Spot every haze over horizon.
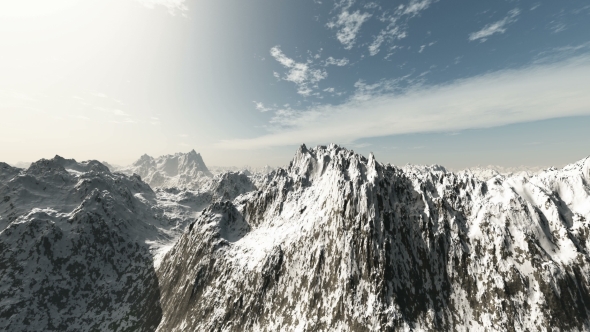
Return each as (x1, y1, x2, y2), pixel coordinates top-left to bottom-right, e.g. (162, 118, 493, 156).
(1, 0, 589, 168)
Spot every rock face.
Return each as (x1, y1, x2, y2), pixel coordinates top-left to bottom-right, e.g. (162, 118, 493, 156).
(118, 150, 213, 190)
(156, 144, 590, 331)
(0, 156, 187, 331)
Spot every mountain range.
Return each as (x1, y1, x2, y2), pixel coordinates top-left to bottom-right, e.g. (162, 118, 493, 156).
(1, 145, 589, 331)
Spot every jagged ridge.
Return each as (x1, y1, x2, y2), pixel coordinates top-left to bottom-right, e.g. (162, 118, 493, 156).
(156, 144, 590, 331)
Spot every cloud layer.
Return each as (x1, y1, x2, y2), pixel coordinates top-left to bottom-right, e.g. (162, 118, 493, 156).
(218, 55, 590, 149)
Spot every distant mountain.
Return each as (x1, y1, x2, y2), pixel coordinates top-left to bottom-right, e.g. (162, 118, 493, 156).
(8, 161, 31, 169)
(209, 165, 275, 175)
(117, 150, 213, 190)
(156, 144, 590, 331)
(457, 165, 547, 181)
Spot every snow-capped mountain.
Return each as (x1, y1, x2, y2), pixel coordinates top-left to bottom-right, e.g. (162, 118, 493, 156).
(209, 165, 276, 176)
(118, 150, 213, 190)
(457, 165, 547, 181)
(0, 153, 264, 331)
(0, 156, 200, 331)
(2, 145, 590, 331)
(156, 144, 590, 331)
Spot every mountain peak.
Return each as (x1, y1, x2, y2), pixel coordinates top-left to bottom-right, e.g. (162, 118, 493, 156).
(120, 150, 212, 189)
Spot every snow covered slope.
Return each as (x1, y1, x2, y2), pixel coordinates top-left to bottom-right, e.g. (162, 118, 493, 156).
(118, 150, 213, 190)
(156, 144, 590, 331)
(457, 165, 546, 181)
(0, 156, 198, 331)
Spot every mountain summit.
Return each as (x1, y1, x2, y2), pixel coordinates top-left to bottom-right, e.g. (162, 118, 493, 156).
(119, 150, 212, 189)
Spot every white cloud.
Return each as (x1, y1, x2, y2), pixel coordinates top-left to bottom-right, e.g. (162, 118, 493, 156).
(352, 74, 415, 101)
(368, 0, 432, 56)
(135, 0, 187, 14)
(270, 47, 295, 67)
(217, 56, 590, 150)
(469, 9, 520, 42)
(270, 46, 327, 96)
(418, 41, 436, 53)
(254, 101, 273, 112)
(324, 57, 349, 66)
(327, 10, 372, 49)
(369, 25, 406, 56)
(549, 21, 566, 33)
(401, 0, 433, 16)
(333, 0, 354, 11)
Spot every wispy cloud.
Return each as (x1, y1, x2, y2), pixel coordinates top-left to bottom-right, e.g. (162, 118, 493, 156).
(95, 107, 128, 116)
(217, 55, 590, 149)
(401, 0, 433, 17)
(351, 73, 417, 101)
(368, 0, 433, 56)
(549, 21, 566, 33)
(324, 0, 434, 56)
(90, 92, 108, 98)
(369, 26, 406, 56)
(0, 90, 36, 102)
(469, 8, 520, 42)
(135, 0, 187, 15)
(327, 10, 372, 49)
(254, 101, 273, 112)
(418, 41, 436, 53)
(94, 106, 137, 124)
(324, 57, 349, 66)
(534, 42, 590, 64)
(270, 46, 328, 96)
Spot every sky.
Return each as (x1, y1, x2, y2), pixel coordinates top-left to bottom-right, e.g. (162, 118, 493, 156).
(1, 0, 589, 169)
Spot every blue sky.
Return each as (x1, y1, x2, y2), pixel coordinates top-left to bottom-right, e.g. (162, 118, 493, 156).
(1, 0, 589, 168)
